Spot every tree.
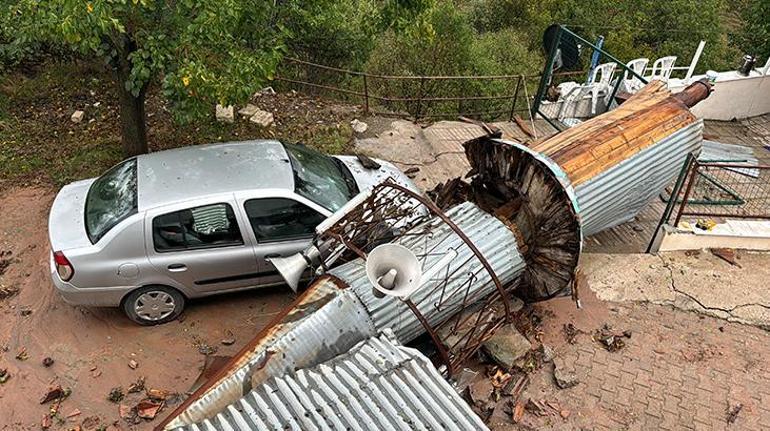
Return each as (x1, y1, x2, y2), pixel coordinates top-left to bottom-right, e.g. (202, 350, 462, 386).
(7, 1, 291, 156)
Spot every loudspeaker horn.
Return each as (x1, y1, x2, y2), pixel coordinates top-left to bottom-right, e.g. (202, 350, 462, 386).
(267, 246, 321, 292)
(365, 244, 422, 299)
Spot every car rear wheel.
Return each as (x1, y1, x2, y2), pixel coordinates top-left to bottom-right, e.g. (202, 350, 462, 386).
(123, 286, 185, 325)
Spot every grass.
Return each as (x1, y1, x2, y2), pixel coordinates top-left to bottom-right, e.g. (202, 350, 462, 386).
(0, 61, 360, 190)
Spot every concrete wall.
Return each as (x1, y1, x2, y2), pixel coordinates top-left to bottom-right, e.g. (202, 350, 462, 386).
(669, 70, 770, 121)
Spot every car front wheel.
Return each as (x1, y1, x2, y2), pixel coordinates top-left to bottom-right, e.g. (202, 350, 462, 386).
(123, 286, 185, 325)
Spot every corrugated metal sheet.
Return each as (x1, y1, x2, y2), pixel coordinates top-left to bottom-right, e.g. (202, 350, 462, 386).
(164, 202, 523, 429)
(330, 202, 526, 343)
(700, 139, 759, 177)
(173, 330, 489, 431)
(575, 120, 704, 236)
(166, 280, 376, 429)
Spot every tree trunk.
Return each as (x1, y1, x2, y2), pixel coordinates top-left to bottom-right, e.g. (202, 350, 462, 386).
(116, 82, 148, 157)
(113, 36, 149, 157)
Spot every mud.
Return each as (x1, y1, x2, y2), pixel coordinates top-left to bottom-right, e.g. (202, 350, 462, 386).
(0, 187, 294, 430)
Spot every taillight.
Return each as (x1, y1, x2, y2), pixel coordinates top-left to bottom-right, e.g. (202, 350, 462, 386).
(53, 251, 74, 281)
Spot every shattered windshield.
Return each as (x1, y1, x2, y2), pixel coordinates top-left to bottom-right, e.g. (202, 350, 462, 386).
(283, 143, 356, 212)
(85, 159, 138, 244)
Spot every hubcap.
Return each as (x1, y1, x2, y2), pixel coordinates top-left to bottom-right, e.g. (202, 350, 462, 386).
(134, 291, 176, 321)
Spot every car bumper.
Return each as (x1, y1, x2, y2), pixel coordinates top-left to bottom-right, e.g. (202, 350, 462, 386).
(50, 260, 133, 307)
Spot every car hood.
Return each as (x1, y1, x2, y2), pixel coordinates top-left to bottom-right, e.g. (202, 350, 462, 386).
(48, 178, 95, 251)
(333, 156, 421, 195)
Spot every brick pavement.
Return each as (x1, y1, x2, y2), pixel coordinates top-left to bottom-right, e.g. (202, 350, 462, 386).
(487, 297, 770, 430)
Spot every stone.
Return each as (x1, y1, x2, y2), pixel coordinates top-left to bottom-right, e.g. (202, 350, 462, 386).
(553, 357, 578, 389)
(481, 324, 531, 369)
(249, 109, 274, 127)
(238, 104, 259, 118)
(70, 110, 85, 123)
(351, 119, 368, 134)
(215, 104, 234, 123)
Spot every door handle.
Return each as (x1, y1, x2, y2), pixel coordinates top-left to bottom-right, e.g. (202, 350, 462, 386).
(264, 254, 282, 260)
(167, 263, 187, 272)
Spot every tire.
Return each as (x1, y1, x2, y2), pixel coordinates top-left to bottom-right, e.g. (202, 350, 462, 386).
(122, 285, 185, 326)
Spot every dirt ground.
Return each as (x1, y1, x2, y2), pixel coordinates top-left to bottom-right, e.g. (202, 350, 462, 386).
(0, 187, 294, 430)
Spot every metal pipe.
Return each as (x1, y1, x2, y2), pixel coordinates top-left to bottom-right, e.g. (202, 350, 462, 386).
(685, 40, 706, 82)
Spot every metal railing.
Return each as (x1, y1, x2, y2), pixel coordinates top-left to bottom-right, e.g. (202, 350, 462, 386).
(275, 57, 587, 121)
(647, 155, 770, 251)
(531, 25, 649, 130)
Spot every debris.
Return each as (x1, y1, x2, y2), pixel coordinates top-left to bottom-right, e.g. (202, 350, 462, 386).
(119, 403, 137, 423)
(80, 416, 100, 431)
(222, 330, 236, 346)
(501, 374, 529, 400)
(562, 323, 581, 344)
(355, 153, 381, 170)
(403, 166, 420, 177)
(560, 409, 571, 419)
(0, 285, 18, 299)
(489, 368, 512, 394)
(512, 400, 525, 423)
(108, 387, 125, 403)
(255, 86, 275, 96)
(727, 403, 743, 424)
(128, 359, 139, 369)
(146, 388, 172, 401)
(237, 104, 259, 118)
(249, 109, 274, 127)
(481, 324, 532, 369)
(525, 399, 549, 416)
(696, 218, 717, 230)
(66, 409, 82, 419)
(711, 248, 742, 268)
(42, 357, 54, 367)
(350, 119, 368, 134)
(540, 344, 555, 363)
(0, 368, 9, 384)
(136, 398, 164, 419)
(553, 358, 579, 389)
(71, 110, 85, 123)
(127, 376, 146, 393)
(15, 347, 29, 361)
(41, 415, 52, 429)
(594, 324, 631, 352)
(215, 104, 234, 123)
(40, 385, 68, 404)
(20, 308, 32, 316)
(91, 369, 102, 378)
(197, 343, 218, 356)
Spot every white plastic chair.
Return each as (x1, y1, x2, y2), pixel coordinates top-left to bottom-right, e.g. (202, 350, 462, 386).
(557, 84, 593, 126)
(648, 56, 677, 81)
(623, 58, 649, 92)
(587, 62, 616, 114)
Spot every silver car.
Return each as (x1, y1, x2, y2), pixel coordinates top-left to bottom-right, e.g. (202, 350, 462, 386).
(48, 140, 418, 325)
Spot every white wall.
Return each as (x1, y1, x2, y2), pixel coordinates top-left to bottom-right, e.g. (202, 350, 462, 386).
(669, 70, 770, 121)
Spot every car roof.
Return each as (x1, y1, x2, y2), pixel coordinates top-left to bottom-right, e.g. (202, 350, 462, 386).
(135, 140, 294, 210)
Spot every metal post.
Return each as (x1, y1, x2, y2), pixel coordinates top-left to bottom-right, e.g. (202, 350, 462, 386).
(673, 159, 701, 228)
(685, 40, 706, 82)
(646, 153, 696, 253)
(362, 74, 369, 115)
(531, 25, 562, 119)
(587, 35, 605, 83)
(509, 76, 522, 121)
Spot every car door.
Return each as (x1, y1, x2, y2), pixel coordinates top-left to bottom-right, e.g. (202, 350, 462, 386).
(145, 198, 261, 294)
(238, 195, 328, 286)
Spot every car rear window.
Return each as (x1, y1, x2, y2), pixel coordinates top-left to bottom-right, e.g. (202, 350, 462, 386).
(85, 159, 138, 244)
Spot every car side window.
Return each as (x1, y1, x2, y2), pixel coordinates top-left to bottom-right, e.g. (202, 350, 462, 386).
(153, 203, 243, 252)
(244, 198, 325, 242)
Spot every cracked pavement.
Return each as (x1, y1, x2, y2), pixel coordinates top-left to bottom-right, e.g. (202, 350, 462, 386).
(583, 250, 770, 328)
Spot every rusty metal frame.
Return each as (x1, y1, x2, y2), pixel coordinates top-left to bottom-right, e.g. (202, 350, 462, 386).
(674, 161, 770, 224)
(316, 179, 512, 376)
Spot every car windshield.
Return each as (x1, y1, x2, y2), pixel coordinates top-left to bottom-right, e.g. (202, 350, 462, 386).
(284, 143, 356, 212)
(85, 159, 138, 244)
